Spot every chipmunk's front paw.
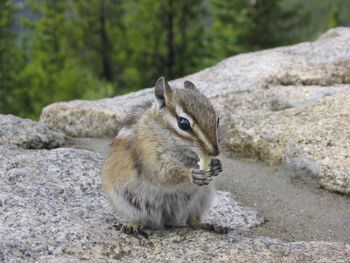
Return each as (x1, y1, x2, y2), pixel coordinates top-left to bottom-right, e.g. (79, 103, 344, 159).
(210, 158, 223, 177)
(121, 221, 150, 238)
(191, 169, 212, 186)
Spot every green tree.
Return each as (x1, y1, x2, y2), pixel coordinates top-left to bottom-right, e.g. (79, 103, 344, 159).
(328, 2, 342, 28)
(17, 0, 113, 118)
(207, 0, 308, 62)
(248, 0, 308, 49)
(0, 0, 23, 114)
(71, 0, 124, 91)
(206, 0, 252, 62)
(1, 0, 321, 119)
(18, 1, 68, 116)
(123, 0, 207, 89)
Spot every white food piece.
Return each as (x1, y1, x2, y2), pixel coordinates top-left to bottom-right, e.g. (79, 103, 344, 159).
(198, 153, 211, 172)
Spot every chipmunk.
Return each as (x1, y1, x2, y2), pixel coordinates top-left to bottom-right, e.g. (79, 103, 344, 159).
(101, 77, 225, 236)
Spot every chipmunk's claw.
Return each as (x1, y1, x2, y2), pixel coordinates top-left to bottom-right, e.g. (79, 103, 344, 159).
(210, 158, 223, 177)
(191, 169, 212, 186)
(121, 221, 150, 238)
(191, 158, 223, 185)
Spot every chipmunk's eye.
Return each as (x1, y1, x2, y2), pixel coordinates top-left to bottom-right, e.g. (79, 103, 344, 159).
(178, 117, 191, 131)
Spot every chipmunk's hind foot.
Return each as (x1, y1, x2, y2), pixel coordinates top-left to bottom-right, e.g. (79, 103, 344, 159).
(201, 223, 229, 234)
(121, 221, 150, 238)
(188, 217, 229, 234)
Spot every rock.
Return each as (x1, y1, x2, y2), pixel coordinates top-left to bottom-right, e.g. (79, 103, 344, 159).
(41, 27, 350, 137)
(203, 191, 264, 230)
(283, 145, 321, 178)
(40, 28, 350, 192)
(40, 90, 154, 138)
(0, 114, 65, 149)
(0, 145, 268, 262)
(20, 232, 350, 263)
(225, 89, 350, 194)
(1, 145, 349, 262)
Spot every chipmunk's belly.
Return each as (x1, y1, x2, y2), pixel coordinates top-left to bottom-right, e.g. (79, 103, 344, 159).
(120, 179, 215, 229)
(158, 186, 198, 227)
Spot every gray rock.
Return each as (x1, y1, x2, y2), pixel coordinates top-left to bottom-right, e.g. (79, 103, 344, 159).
(40, 90, 153, 138)
(41, 27, 350, 137)
(268, 95, 295, 111)
(283, 145, 321, 177)
(225, 90, 350, 194)
(0, 145, 267, 262)
(203, 191, 264, 230)
(306, 87, 340, 102)
(39, 27, 350, 194)
(35, 232, 350, 263)
(0, 114, 64, 149)
(1, 145, 349, 262)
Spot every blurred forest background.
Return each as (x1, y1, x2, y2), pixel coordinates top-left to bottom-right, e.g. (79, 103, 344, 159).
(1, 0, 349, 119)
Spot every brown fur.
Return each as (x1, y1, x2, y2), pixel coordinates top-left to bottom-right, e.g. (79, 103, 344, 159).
(176, 89, 217, 151)
(164, 87, 218, 155)
(102, 137, 135, 191)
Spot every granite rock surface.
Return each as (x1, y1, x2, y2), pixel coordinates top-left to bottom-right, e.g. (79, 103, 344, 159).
(40, 27, 350, 194)
(0, 143, 268, 262)
(40, 27, 350, 137)
(1, 143, 349, 262)
(0, 114, 64, 149)
(223, 86, 350, 194)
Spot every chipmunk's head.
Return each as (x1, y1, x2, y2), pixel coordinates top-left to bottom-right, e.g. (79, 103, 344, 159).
(154, 76, 219, 157)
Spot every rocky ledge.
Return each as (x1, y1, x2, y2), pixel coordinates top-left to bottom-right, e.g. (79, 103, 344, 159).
(0, 114, 64, 149)
(41, 27, 350, 195)
(1, 119, 349, 262)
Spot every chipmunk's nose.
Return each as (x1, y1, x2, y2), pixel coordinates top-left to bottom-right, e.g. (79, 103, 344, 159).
(210, 145, 220, 157)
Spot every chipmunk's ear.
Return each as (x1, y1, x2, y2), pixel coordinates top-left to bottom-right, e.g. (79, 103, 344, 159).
(184, 80, 197, 90)
(155, 76, 172, 108)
